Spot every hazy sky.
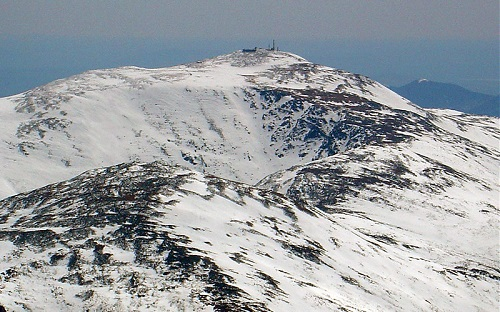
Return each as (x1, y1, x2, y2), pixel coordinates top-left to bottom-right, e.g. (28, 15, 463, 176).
(1, 0, 498, 40)
(0, 1, 498, 95)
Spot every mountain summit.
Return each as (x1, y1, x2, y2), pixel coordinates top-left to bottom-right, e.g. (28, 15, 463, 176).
(0, 50, 498, 311)
(0, 49, 423, 198)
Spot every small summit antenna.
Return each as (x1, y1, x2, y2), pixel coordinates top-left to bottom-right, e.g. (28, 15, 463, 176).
(268, 40, 278, 51)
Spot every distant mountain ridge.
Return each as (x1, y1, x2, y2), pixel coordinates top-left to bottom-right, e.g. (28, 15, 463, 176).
(391, 79, 499, 116)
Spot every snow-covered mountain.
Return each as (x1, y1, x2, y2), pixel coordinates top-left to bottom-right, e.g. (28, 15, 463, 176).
(0, 49, 498, 311)
(0, 49, 423, 199)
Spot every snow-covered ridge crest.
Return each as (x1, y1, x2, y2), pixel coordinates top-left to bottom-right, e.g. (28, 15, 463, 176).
(8, 49, 417, 112)
(193, 48, 309, 68)
(10, 49, 309, 95)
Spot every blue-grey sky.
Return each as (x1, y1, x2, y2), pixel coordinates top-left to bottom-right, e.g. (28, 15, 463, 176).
(1, 0, 498, 95)
(1, 0, 498, 40)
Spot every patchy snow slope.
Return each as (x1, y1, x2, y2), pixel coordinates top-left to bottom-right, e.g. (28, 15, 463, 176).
(1, 161, 498, 311)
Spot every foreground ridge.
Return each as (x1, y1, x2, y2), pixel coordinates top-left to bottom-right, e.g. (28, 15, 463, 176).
(0, 159, 498, 311)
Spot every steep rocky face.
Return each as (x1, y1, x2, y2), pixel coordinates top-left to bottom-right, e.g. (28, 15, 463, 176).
(247, 87, 432, 160)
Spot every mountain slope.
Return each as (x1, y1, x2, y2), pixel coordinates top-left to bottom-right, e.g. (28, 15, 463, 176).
(0, 160, 498, 311)
(0, 162, 328, 311)
(0, 49, 422, 199)
(391, 79, 499, 117)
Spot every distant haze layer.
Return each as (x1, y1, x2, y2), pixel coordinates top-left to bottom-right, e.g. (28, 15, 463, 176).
(0, 37, 498, 97)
